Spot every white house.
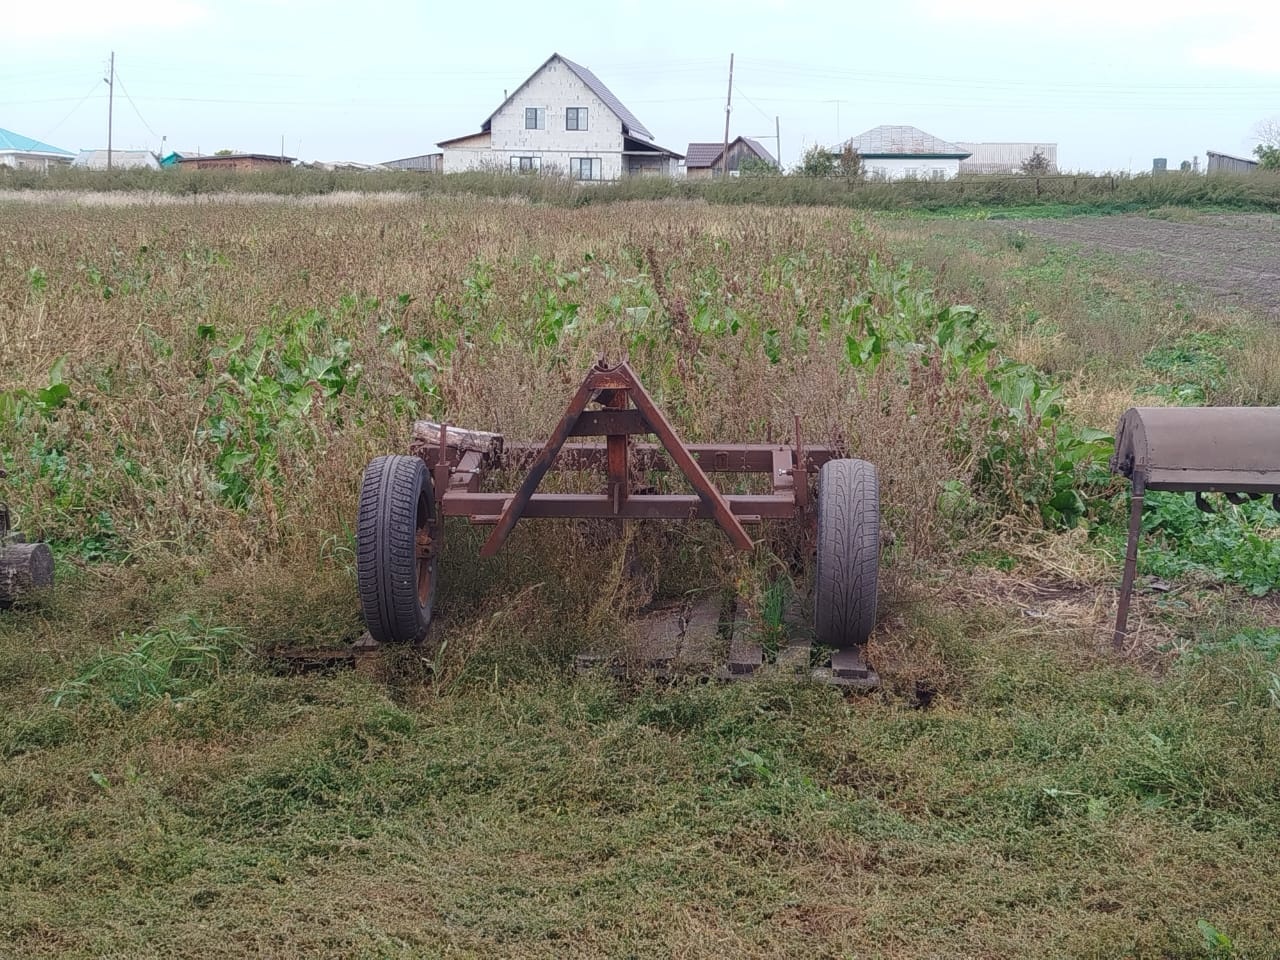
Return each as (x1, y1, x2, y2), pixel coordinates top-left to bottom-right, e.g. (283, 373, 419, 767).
(437, 54, 683, 179)
(0, 127, 74, 172)
(72, 149, 162, 171)
(838, 125, 972, 181)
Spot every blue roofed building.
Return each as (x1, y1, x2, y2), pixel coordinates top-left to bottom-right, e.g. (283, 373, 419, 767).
(0, 128, 75, 172)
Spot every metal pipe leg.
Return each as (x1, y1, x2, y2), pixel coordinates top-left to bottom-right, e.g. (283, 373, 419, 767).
(1113, 490, 1145, 651)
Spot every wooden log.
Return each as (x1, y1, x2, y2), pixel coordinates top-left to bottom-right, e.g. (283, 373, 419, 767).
(0, 541, 54, 605)
(410, 420, 503, 460)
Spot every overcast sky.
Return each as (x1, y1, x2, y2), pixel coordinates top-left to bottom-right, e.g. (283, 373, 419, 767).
(4, 0, 1277, 171)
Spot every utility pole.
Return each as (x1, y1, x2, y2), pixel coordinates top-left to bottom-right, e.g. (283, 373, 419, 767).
(775, 116, 781, 170)
(105, 51, 115, 171)
(720, 53, 734, 178)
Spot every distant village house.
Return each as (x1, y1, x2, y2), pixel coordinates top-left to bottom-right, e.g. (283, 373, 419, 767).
(73, 149, 161, 171)
(437, 54, 683, 179)
(0, 128, 74, 172)
(176, 153, 295, 171)
(837, 125, 971, 180)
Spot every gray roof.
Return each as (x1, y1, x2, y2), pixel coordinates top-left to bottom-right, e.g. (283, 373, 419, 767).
(685, 142, 725, 167)
(482, 53, 653, 141)
(741, 137, 776, 165)
(840, 125, 971, 158)
(684, 136, 776, 169)
(1207, 150, 1257, 165)
(560, 55, 652, 140)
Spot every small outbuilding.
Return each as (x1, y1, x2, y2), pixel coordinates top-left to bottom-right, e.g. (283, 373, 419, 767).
(684, 137, 777, 179)
(958, 142, 1058, 175)
(383, 153, 443, 172)
(1206, 151, 1259, 175)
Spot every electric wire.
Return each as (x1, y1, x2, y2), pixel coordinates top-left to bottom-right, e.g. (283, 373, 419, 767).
(113, 70, 163, 141)
(38, 79, 103, 143)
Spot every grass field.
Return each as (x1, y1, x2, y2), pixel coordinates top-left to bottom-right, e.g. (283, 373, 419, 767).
(2, 194, 1278, 958)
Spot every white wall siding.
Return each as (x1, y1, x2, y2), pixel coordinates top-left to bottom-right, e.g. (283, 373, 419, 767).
(441, 133, 494, 173)
(488, 59, 624, 179)
(866, 158, 961, 181)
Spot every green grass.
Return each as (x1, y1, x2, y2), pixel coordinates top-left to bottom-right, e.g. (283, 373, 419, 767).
(892, 201, 1150, 221)
(3, 569, 1278, 957)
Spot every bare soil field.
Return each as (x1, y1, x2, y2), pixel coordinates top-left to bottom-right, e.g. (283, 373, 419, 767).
(1014, 213, 1280, 318)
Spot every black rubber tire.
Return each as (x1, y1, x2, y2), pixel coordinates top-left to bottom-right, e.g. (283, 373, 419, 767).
(357, 455, 438, 645)
(814, 459, 880, 650)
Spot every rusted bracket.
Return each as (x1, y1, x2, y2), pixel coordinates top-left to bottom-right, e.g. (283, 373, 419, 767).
(620, 361, 753, 551)
(479, 359, 754, 557)
(478, 371, 598, 558)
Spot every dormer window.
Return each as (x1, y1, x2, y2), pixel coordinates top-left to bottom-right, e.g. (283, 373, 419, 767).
(525, 107, 546, 130)
(566, 108, 588, 131)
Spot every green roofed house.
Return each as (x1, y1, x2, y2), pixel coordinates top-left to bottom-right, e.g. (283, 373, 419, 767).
(0, 127, 75, 172)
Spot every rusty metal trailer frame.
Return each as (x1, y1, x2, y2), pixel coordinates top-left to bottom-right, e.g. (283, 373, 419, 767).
(414, 359, 837, 550)
(341, 358, 881, 686)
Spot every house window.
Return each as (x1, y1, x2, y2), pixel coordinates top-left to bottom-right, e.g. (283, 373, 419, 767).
(904, 167, 919, 179)
(570, 157, 600, 181)
(510, 156, 540, 173)
(524, 107, 545, 130)
(566, 107, 588, 131)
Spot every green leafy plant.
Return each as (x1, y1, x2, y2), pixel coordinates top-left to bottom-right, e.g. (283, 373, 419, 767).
(1197, 919, 1236, 957)
(1140, 332, 1232, 405)
(200, 308, 361, 508)
(729, 747, 776, 785)
(836, 261, 1114, 529)
(1139, 492, 1280, 596)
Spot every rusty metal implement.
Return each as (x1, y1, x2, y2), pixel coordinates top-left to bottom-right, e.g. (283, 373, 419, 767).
(1109, 406, 1280, 647)
(342, 358, 883, 686)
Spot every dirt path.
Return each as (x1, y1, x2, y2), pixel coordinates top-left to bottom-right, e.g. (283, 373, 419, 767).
(1013, 213, 1280, 318)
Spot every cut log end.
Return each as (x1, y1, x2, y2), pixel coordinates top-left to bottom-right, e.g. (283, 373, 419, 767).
(1, 541, 54, 606)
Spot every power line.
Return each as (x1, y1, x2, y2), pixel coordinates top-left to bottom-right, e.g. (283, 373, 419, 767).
(734, 85, 775, 125)
(38, 79, 103, 143)
(739, 56, 1280, 93)
(113, 70, 162, 141)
